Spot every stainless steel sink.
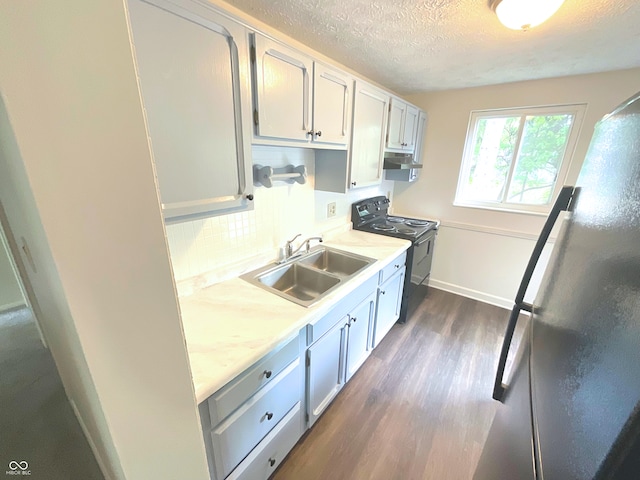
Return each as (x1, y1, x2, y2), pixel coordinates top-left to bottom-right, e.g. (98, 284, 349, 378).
(242, 246, 375, 307)
(257, 263, 340, 302)
(298, 248, 370, 277)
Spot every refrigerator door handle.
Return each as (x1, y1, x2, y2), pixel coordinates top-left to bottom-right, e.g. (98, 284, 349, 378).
(492, 186, 576, 402)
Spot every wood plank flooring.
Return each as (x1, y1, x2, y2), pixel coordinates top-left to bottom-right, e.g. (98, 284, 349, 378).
(272, 287, 526, 480)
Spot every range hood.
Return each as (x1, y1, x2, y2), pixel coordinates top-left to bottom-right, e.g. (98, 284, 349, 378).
(382, 152, 423, 170)
(383, 152, 422, 182)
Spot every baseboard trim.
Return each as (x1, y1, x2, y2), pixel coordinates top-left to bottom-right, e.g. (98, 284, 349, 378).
(429, 279, 513, 310)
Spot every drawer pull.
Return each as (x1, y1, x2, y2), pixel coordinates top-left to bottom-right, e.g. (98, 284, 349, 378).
(394, 264, 400, 268)
(263, 370, 272, 379)
(351, 317, 357, 323)
(269, 458, 276, 467)
(265, 411, 274, 421)
(380, 290, 386, 295)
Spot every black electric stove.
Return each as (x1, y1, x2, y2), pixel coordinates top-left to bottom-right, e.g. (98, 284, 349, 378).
(351, 196, 438, 323)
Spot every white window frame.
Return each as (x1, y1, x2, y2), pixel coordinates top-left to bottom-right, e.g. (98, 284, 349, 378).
(454, 104, 586, 215)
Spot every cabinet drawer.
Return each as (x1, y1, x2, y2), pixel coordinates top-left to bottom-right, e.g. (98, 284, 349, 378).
(227, 402, 302, 480)
(211, 360, 300, 479)
(379, 251, 406, 284)
(308, 274, 377, 344)
(208, 336, 298, 425)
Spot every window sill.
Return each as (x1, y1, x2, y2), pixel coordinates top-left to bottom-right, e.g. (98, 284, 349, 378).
(453, 201, 549, 217)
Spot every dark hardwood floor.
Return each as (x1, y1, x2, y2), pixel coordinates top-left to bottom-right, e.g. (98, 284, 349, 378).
(272, 287, 527, 480)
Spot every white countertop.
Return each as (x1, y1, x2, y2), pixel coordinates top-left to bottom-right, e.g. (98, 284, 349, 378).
(178, 230, 410, 404)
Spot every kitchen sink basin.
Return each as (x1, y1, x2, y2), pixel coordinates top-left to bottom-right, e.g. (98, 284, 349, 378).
(242, 246, 375, 307)
(257, 263, 340, 302)
(298, 248, 370, 277)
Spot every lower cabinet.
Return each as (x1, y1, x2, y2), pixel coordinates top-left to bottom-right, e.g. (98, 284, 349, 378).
(306, 317, 348, 427)
(306, 290, 377, 427)
(199, 332, 305, 480)
(210, 361, 300, 478)
(345, 293, 376, 381)
(226, 403, 302, 480)
(374, 267, 406, 348)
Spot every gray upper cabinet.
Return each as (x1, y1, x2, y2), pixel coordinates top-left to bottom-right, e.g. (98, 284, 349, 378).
(250, 34, 352, 149)
(128, 0, 253, 221)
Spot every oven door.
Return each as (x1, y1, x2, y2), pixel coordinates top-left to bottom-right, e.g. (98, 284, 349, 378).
(411, 229, 436, 286)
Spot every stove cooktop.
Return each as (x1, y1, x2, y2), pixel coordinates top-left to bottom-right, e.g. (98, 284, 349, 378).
(351, 195, 438, 241)
(364, 218, 435, 240)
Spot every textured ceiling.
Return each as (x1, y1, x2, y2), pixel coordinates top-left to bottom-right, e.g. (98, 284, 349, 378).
(223, 0, 640, 94)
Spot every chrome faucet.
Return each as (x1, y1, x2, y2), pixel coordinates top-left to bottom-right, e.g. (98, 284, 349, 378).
(282, 234, 323, 262)
(293, 236, 323, 256)
(284, 234, 301, 258)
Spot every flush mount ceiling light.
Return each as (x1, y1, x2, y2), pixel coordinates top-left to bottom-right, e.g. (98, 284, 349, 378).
(491, 0, 566, 31)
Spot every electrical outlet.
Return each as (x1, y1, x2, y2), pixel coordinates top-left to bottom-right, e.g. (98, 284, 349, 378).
(327, 202, 337, 218)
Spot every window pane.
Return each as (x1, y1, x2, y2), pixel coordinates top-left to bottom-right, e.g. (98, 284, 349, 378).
(507, 114, 573, 205)
(461, 116, 520, 202)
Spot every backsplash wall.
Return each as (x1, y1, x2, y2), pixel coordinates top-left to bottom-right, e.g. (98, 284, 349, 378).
(165, 145, 394, 294)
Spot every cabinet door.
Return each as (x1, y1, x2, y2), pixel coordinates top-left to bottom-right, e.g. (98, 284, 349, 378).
(345, 293, 376, 381)
(349, 81, 389, 188)
(312, 63, 351, 146)
(128, 0, 253, 220)
(403, 104, 420, 152)
(374, 267, 405, 348)
(252, 34, 313, 142)
(386, 98, 406, 150)
(306, 317, 348, 427)
(414, 110, 428, 164)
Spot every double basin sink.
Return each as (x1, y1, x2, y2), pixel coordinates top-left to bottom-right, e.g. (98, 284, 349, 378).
(241, 246, 376, 307)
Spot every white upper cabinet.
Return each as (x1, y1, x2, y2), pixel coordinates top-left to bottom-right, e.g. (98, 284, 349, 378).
(386, 99, 406, 150)
(128, 0, 254, 221)
(251, 33, 313, 143)
(414, 110, 428, 164)
(348, 80, 390, 188)
(311, 63, 351, 147)
(403, 104, 419, 151)
(251, 34, 351, 149)
(386, 98, 419, 153)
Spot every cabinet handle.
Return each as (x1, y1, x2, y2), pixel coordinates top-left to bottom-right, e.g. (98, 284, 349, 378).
(269, 458, 276, 467)
(394, 264, 400, 268)
(263, 370, 272, 379)
(380, 290, 386, 295)
(351, 181, 357, 187)
(245, 194, 254, 201)
(307, 130, 314, 137)
(265, 411, 274, 420)
(316, 130, 322, 137)
(351, 317, 357, 323)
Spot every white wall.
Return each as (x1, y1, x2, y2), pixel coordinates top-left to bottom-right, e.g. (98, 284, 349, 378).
(0, 231, 24, 311)
(0, 2, 209, 479)
(394, 69, 640, 307)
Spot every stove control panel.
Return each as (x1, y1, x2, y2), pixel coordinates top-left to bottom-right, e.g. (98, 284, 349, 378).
(352, 196, 391, 226)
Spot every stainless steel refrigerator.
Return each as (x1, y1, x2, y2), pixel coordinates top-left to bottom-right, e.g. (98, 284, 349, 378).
(0, 214, 103, 479)
(475, 92, 640, 479)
